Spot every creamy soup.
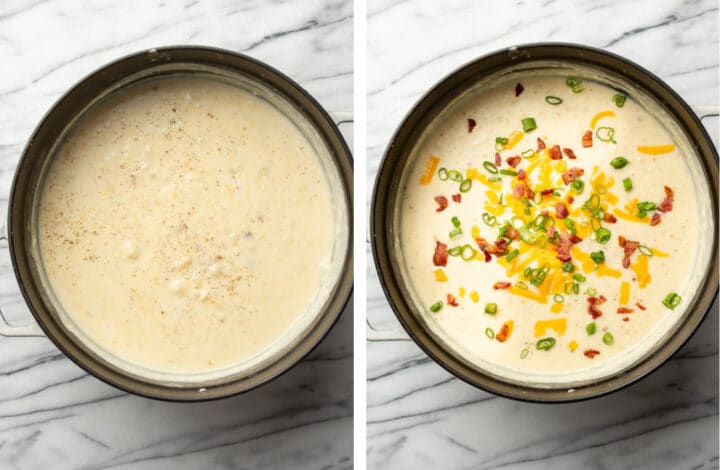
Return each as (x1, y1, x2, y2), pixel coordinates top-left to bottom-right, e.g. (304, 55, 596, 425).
(39, 77, 335, 376)
(400, 75, 706, 384)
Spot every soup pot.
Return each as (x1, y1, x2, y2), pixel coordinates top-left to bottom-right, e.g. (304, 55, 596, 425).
(370, 43, 718, 402)
(0, 46, 353, 401)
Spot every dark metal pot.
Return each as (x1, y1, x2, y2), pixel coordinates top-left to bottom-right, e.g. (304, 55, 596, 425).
(2, 46, 353, 401)
(370, 43, 718, 402)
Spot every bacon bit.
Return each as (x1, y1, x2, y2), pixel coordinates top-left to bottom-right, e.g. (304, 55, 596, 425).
(540, 188, 555, 196)
(547, 226, 557, 239)
(562, 147, 577, 159)
(433, 241, 448, 267)
(494, 239, 508, 250)
(495, 152, 502, 167)
(636, 302, 647, 311)
(650, 213, 661, 226)
(515, 83, 524, 97)
(507, 156, 521, 168)
(567, 195, 574, 205)
(467, 118, 477, 133)
(619, 237, 639, 269)
(434, 195, 449, 212)
(587, 295, 606, 319)
(496, 323, 511, 342)
(617, 307, 635, 314)
(603, 213, 617, 223)
(561, 167, 584, 185)
(541, 210, 549, 216)
(517, 168, 526, 180)
(451, 193, 461, 203)
(569, 234, 583, 244)
(549, 145, 562, 160)
(537, 138, 546, 151)
(493, 281, 511, 290)
(475, 238, 493, 262)
(447, 293, 459, 307)
(658, 186, 674, 213)
(506, 226, 520, 240)
(556, 232, 573, 262)
(622, 317, 630, 322)
(512, 182, 534, 200)
(582, 130, 593, 148)
(486, 239, 507, 257)
(584, 349, 601, 359)
(555, 202, 569, 219)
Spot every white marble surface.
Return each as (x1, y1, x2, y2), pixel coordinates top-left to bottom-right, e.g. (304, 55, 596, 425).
(367, 0, 718, 468)
(0, 1, 352, 469)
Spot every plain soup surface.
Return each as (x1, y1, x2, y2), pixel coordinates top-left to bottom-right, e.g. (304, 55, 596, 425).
(400, 75, 701, 382)
(39, 77, 334, 374)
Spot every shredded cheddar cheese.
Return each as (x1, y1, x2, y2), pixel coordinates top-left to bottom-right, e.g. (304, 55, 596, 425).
(569, 340, 578, 352)
(469, 291, 479, 303)
(590, 110, 615, 129)
(550, 302, 564, 313)
(619, 281, 630, 305)
(420, 156, 440, 185)
(434, 269, 448, 282)
(637, 144, 675, 155)
(631, 254, 651, 288)
(459, 287, 466, 298)
(534, 318, 567, 337)
(506, 130, 524, 149)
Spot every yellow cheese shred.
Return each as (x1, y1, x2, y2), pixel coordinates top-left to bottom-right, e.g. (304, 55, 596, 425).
(434, 269, 448, 282)
(509, 285, 548, 304)
(470, 291, 479, 303)
(637, 144, 676, 155)
(590, 110, 616, 129)
(534, 318, 567, 337)
(550, 302, 564, 314)
(459, 287, 466, 298)
(506, 130, 524, 150)
(619, 281, 630, 305)
(631, 254, 651, 288)
(569, 340, 578, 352)
(420, 156, 440, 185)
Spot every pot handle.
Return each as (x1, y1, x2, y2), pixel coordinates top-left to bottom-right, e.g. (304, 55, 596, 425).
(0, 226, 44, 337)
(330, 111, 353, 125)
(692, 105, 719, 121)
(366, 319, 410, 342)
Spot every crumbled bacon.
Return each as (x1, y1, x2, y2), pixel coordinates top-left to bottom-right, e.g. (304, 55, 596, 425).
(507, 156, 521, 168)
(434, 195, 448, 212)
(561, 167, 584, 185)
(603, 213, 617, 223)
(619, 236, 639, 269)
(555, 202, 569, 219)
(582, 130, 593, 148)
(636, 302, 647, 311)
(495, 152, 502, 167)
(622, 317, 630, 322)
(650, 213, 661, 226)
(475, 237, 492, 262)
(549, 145, 562, 160)
(569, 234, 583, 244)
(567, 195, 574, 204)
(540, 188, 555, 196)
(658, 186, 674, 213)
(452, 193, 461, 203)
(587, 295, 607, 319)
(556, 232, 573, 262)
(493, 281, 511, 290)
(433, 241, 448, 267)
(562, 147, 577, 159)
(506, 226, 520, 240)
(447, 293, 459, 307)
(486, 239, 508, 258)
(584, 349, 600, 359)
(537, 138, 546, 151)
(547, 226, 557, 240)
(517, 169, 526, 180)
(617, 307, 635, 314)
(515, 83, 524, 97)
(496, 323, 510, 342)
(512, 182, 534, 199)
(467, 118, 476, 133)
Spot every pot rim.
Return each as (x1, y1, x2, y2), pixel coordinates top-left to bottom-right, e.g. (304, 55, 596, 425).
(370, 42, 719, 403)
(8, 45, 354, 402)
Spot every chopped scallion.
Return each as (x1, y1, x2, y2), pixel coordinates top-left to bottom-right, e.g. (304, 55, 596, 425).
(499, 169, 517, 176)
(485, 328, 495, 339)
(595, 227, 612, 244)
(610, 156, 629, 169)
(447, 169, 463, 182)
(638, 245, 653, 256)
(536, 337, 556, 351)
(459, 178, 472, 192)
(590, 250, 605, 263)
(505, 249, 519, 262)
(622, 177, 633, 192)
(521, 117, 537, 132)
(545, 95, 563, 105)
(438, 167, 449, 181)
(484, 302, 498, 315)
(571, 179, 585, 193)
(586, 322, 596, 336)
(596, 126, 617, 144)
(662, 292, 681, 310)
(483, 161, 499, 174)
(429, 301, 443, 313)
(554, 294, 564, 303)
(602, 332, 614, 346)
(612, 93, 627, 108)
(561, 262, 574, 273)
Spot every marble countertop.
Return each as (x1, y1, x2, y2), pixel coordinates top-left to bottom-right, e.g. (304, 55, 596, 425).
(366, 0, 718, 468)
(0, 1, 352, 469)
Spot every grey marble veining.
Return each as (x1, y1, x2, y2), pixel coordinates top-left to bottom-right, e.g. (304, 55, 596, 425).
(0, 1, 352, 469)
(366, 0, 718, 468)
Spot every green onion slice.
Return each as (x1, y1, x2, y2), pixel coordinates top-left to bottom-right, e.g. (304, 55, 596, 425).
(484, 302, 498, 315)
(595, 227, 612, 244)
(586, 322, 596, 336)
(461, 244, 476, 261)
(459, 178, 472, 192)
(622, 177, 633, 192)
(590, 250, 605, 263)
(521, 117, 537, 132)
(499, 169, 517, 176)
(429, 301, 443, 313)
(496, 137, 509, 145)
(545, 95, 563, 105)
(610, 156, 629, 169)
(571, 179, 585, 193)
(448, 246, 462, 256)
(662, 292, 681, 310)
(505, 249, 519, 262)
(587, 287, 597, 296)
(602, 332, 614, 346)
(438, 167, 449, 181)
(561, 262, 574, 273)
(520, 348, 529, 359)
(536, 337, 556, 351)
(448, 169, 463, 182)
(485, 328, 495, 339)
(573, 273, 586, 283)
(449, 228, 462, 238)
(638, 245, 653, 256)
(521, 149, 536, 159)
(553, 294, 564, 303)
(596, 126, 617, 144)
(612, 93, 627, 107)
(483, 161, 499, 174)
(482, 212, 497, 226)
(488, 176, 502, 182)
